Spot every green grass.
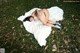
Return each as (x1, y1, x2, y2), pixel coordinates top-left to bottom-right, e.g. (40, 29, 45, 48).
(0, 0, 80, 53)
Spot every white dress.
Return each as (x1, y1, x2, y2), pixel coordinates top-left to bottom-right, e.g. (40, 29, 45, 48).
(18, 6, 64, 46)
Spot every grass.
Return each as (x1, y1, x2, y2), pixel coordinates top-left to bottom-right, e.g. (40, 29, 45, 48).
(0, 0, 80, 53)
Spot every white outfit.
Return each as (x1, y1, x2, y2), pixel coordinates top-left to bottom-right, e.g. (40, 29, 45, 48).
(18, 6, 64, 46)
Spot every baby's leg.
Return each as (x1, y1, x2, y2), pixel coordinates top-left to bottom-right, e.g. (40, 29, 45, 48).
(45, 23, 54, 27)
(48, 20, 54, 24)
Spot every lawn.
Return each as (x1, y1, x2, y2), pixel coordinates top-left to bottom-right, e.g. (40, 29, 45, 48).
(0, 0, 80, 53)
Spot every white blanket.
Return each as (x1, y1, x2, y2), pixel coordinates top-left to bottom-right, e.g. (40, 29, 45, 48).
(18, 6, 64, 46)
